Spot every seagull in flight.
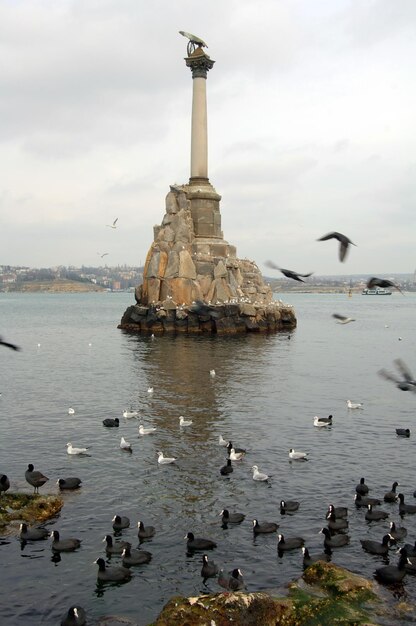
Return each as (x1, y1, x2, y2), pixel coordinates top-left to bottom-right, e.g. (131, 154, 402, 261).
(367, 277, 403, 294)
(378, 359, 416, 392)
(265, 261, 313, 282)
(317, 232, 356, 262)
(98, 252, 109, 258)
(106, 218, 118, 229)
(0, 336, 20, 351)
(332, 313, 356, 324)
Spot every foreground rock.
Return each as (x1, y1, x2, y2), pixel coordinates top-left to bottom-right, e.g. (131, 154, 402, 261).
(0, 493, 64, 530)
(151, 561, 412, 625)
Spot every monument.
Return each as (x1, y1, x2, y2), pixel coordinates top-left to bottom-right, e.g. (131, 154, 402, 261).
(118, 33, 296, 334)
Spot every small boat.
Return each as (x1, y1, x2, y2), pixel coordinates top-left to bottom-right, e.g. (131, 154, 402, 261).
(361, 287, 392, 295)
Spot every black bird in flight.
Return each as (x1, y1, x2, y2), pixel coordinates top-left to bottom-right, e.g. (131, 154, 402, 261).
(0, 336, 20, 351)
(378, 359, 416, 392)
(265, 261, 313, 282)
(317, 231, 356, 262)
(367, 277, 403, 295)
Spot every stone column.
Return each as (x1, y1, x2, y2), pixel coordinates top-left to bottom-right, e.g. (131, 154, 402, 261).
(185, 48, 215, 185)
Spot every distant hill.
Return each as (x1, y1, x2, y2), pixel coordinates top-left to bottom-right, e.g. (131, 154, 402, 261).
(5, 279, 105, 293)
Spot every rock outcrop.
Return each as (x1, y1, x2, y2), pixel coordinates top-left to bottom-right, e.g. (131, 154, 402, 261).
(119, 183, 296, 334)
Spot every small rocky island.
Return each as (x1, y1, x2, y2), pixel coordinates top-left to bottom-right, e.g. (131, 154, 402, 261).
(119, 36, 296, 335)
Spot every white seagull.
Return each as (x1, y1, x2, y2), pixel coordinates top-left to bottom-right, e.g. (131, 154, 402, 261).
(66, 442, 90, 455)
(229, 448, 245, 461)
(68, 408, 75, 415)
(210, 369, 216, 377)
(289, 448, 308, 461)
(218, 435, 228, 446)
(347, 400, 363, 409)
(157, 451, 176, 464)
(120, 436, 132, 451)
(147, 387, 154, 394)
(138, 424, 157, 435)
(313, 415, 333, 428)
(252, 465, 269, 481)
(179, 415, 193, 427)
(123, 409, 139, 418)
(106, 218, 118, 229)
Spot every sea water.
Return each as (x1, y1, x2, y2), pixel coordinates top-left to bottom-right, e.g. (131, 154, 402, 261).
(0, 291, 415, 624)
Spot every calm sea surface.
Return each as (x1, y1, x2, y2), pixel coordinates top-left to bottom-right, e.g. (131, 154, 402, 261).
(1, 291, 416, 625)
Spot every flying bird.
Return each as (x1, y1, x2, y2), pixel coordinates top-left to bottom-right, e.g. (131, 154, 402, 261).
(106, 218, 118, 229)
(332, 313, 355, 324)
(265, 261, 313, 282)
(378, 359, 416, 392)
(367, 277, 403, 294)
(0, 336, 20, 351)
(317, 232, 356, 262)
(98, 252, 109, 258)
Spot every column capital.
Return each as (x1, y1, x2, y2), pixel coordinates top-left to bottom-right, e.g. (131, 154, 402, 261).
(185, 48, 215, 79)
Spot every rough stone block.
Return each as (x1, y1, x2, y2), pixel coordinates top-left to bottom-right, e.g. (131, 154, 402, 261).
(190, 280, 203, 302)
(239, 303, 256, 316)
(165, 191, 178, 214)
(146, 278, 161, 304)
(177, 192, 189, 211)
(165, 251, 180, 278)
(195, 261, 214, 276)
(162, 298, 177, 310)
(196, 223, 219, 237)
(197, 274, 212, 297)
(179, 250, 197, 279)
(170, 278, 192, 305)
(147, 252, 160, 278)
(214, 260, 227, 279)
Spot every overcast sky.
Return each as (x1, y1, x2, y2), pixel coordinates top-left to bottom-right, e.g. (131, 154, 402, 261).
(1, 0, 415, 276)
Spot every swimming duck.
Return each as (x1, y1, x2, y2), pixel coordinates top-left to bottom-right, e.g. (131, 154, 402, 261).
(375, 548, 410, 584)
(289, 449, 308, 461)
(313, 415, 333, 427)
(112, 515, 130, 530)
(60, 606, 86, 626)
(320, 527, 349, 548)
(360, 534, 394, 555)
(103, 534, 130, 555)
(389, 521, 407, 540)
(326, 511, 349, 531)
(95, 557, 131, 582)
(253, 519, 279, 534)
(326, 504, 348, 519)
(280, 500, 300, 514)
(19, 523, 49, 541)
(121, 545, 152, 566)
(137, 521, 155, 539)
(103, 418, 119, 427)
(356, 477, 369, 495)
(57, 477, 82, 490)
(220, 509, 245, 524)
(185, 532, 217, 551)
(365, 504, 389, 521)
(398, 493, 416, 515)
(0, 474, 10, 495)
(354, 494, 381, 507)
(277, 533, 304, 551)
(201, 554, 219, 579)
(220, 459, 233, 475)
(50, 530, 81, 552)
(384, 481, 399, 503)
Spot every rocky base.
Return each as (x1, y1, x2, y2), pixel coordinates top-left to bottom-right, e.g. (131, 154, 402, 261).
(0, 493, 64, 530)
(118, 300, 296, 335)
(151, 562, 382, 626)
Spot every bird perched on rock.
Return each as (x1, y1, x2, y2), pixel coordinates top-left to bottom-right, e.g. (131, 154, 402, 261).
(265, 260, 313, 282)
(0, 474, 10, 495)
(317, 231, 356, 262)
(57, 477, 82, 490)
(367, 277, 403, 294)
(25, 464, 49, 494)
